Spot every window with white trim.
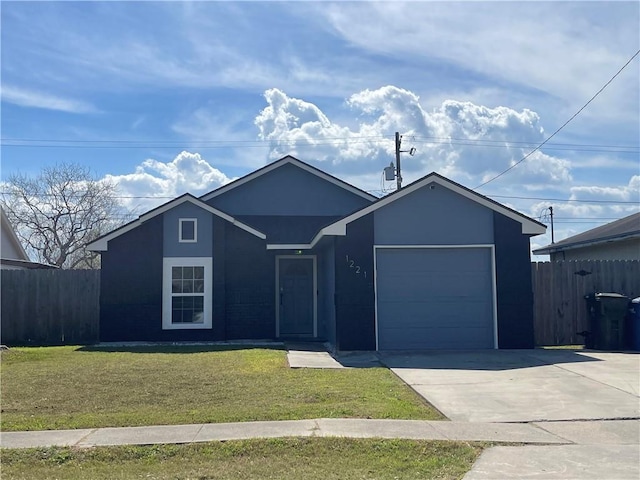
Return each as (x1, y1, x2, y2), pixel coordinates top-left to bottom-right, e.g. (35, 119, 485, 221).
(162, 257, 212, 330)
(179, 218, 197, 243)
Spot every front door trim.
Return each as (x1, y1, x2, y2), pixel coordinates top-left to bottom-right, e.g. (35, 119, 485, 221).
(275, 255, 317, 338)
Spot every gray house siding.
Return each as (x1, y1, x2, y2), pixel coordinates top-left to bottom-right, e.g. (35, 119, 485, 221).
(493, 212, 535, 348)
(163, 202, 213, 257)
(206, 163, 371, 216)
(374, 182, 494, 245)
(212, 217, 227, 340)
(234, 215, 341, 244)
(99, 216, 164, 342)
(224, 223, 274, 340)
(317, 240, 336, 345)
(334, 214, 376, 350)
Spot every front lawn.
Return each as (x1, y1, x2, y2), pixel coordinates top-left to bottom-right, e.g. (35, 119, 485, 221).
(0, 438, 482, 480)
(0, 346, 442, 431)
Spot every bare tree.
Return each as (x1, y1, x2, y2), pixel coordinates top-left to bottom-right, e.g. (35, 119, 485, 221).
(2, 163, 122, 269)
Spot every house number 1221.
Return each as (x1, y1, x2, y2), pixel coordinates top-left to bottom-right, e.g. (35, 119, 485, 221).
(345, 255, 366, 278)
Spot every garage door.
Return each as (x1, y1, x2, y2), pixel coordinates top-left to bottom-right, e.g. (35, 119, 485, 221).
(375, 247, 495, 350)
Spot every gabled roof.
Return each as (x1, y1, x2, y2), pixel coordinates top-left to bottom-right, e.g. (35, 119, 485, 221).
(200, 155, 377, 203)
(266, 172, 546, 250)
(1, 206, 29, 261)
(533, 211, 640, 255)
(87, 194, 266, 252)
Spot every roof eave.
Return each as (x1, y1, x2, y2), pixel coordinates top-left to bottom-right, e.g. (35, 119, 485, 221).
(533, 232, 640, 255)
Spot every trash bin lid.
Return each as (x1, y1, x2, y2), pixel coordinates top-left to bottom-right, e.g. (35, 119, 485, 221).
(595, 293, 628, 299)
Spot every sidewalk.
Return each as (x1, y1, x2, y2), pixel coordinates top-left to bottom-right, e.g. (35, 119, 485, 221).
(2, 418, 638, 449)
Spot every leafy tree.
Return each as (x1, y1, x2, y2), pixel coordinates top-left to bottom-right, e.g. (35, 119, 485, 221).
(2, 162, 122, 269)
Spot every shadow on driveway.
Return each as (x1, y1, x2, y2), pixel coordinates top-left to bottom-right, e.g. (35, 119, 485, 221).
(379, 349, 600, 371)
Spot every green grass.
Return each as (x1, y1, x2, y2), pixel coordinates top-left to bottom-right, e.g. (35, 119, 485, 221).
(0, 438, 482, 480)
(0, 346, 443, 431)
(540, 345, 585, 350)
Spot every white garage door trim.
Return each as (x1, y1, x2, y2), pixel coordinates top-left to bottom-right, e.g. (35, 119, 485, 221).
(373, 244, 498, 350)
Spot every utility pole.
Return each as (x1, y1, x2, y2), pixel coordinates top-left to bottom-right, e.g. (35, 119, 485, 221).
(549, 206, 555, 243)
(395, 132, 402, 190)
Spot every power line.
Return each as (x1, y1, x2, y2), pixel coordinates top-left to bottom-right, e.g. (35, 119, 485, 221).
(2, 138, 637, 154)
(2, 190, 637, 206)
(0, 134, 392, 144)
(553, 217, 631, 220)
(487, 194, 639, 204)
(3, 135, 638, 151)
(474, 49, 640, 189)
(410, 136, 639, 150)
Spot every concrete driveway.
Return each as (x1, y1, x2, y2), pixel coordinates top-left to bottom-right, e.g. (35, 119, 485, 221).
(381, 349, 640, 423)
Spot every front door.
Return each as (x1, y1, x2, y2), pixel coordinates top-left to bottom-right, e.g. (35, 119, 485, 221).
(277, 256, 316, 337)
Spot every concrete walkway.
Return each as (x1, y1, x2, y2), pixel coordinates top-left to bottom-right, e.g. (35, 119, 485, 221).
(4, 418, 638, 450)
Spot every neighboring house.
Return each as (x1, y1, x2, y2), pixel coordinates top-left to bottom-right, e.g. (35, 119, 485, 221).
(88, 156, 546, 351)
(533, 212, 640, 261)
(1, 207, 56, 270)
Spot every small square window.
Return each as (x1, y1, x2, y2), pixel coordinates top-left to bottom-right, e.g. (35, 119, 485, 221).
(179, 219, 197, 243)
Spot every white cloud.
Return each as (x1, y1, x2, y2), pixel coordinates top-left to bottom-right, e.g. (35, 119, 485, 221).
(1, 85, 98, 114)
(254, 86, 571, 191)
(528, 175, 640, 257)
(570, 176, 640, 203)
(105, 151, 232, 213)
(319, 2, 639, 109)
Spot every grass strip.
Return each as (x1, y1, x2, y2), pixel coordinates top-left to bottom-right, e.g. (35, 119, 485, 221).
(0, 437, 482, 480)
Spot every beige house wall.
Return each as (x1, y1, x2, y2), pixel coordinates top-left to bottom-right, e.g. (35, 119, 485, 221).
(550, 237, 640, 261)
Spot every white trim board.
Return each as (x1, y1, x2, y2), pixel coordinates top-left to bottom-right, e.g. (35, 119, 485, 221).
(87, 194, 266, 252)
(1, 207, 29, 261)
(200, 155, 377, 203)
(275, 255, 318, 338)
(373, 244, 498, 351)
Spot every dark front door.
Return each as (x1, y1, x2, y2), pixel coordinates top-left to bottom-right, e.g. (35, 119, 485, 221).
(278, 257, 315, 337)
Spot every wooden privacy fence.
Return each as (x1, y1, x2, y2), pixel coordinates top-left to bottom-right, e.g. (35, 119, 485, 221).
(1, 269, 100, 346)
(532, 260, 640, 346)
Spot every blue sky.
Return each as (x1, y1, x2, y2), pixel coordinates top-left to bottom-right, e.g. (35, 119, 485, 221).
(1, 1, 639, 257)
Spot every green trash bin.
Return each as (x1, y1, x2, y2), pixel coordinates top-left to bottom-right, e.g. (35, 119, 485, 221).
(585, 293, 629, 350)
